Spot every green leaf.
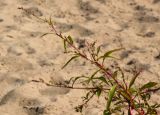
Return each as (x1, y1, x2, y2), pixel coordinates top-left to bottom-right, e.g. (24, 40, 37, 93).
(152, 103, 160, 108)
(113, 105, 123, 112)
(106, 85, 117, 111)
(95, 76, 109, 85)
(141, 93, 151, 100)
(113, 71, 118, 79)
(67, 35, 73, 44)
(62, 55, 79, 69)
(103, 110, 111, 115)
(96, 88, 102, 97)
(114, 100, 125, 105)
(129, 88, 137, 94)
(72, 76, 83, 87)
(40, 32, 54, 37)
(63, 40, 67, 53)
(140, 82, 158, 91)
(48, 16, 53, 25)
(96, 46, 101, 56)
(98, 48, 123, 61)
(68, 76, 88, 85)
(119, 91, 130, 101)
(91, 69, 100, 78)
(83, 91, 92, 100)
(87, 69, 101, 83)
(129, 75, 138, 88)
(129, 71, 141, 89)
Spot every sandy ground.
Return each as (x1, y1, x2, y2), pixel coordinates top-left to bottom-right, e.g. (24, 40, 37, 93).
(0, 0, 160, 115)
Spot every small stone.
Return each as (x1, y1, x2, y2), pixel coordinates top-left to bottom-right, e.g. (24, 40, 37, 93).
(25, 7, 43, 17)
(107, 18, 123, 31)
(152, 0, 160, 3)
(96, 0, 106, 4)
(127, 59, 150, 70)
(26, 47, 36, 54)
(127, 59, 137, 65)
(144, 32, 155, 37)
(76, 39, 86, 49)
(38, 59, 53, 67)
(0, 19, 3, 22)
(120, 50, 133, 59)
(155, 53, 160, 60)
(134, 5, 145, 11)
(7, 46, 24, 56)
(138, 15, 159, 23)
(79, 1, 99, 14)
(56, 22, 73, 32)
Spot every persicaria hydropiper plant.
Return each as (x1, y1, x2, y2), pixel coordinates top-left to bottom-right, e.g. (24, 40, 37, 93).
(19, 7, 160, 115)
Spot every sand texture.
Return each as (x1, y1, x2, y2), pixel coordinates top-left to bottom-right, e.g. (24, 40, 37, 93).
(0, 0, 160, 115)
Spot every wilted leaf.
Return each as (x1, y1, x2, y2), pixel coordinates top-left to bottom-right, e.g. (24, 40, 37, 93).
(62, 55, 79, 69)
(67, 35, 73, 44)
(112, 105, 123, 112)
(113, 71, 118, 79)
(106, 85, 117, 111)
(75, 105, 83, 112)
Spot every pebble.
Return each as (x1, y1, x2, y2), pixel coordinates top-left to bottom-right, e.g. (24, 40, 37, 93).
(7, 46, 24, 56)
(0, 19, 3, 22)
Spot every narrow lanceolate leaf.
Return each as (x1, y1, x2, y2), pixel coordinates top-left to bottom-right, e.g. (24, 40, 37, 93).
(152, 103, 160, 108)
(98, 48, 123, 60)
(103, 110, 111, 115)
(72, 76, 83, 87)
(62, 55, 79, 69)
(129, 71, 141, 88)
(97, 46, 101, 55)
(119, 91, 130, 101)
(95, 76, 109, 85)
(140, 82, 158, 91)
(87, 69, 101, 83)
(48, 16, 53, 25)
(96, 88, 102, 97)
(106, 85, 117, 111)
(113, 71, 118, 79)
(40, 32, 54, 37)
(67, 35, 73, 44)
(96, 46, 101, 60)
(91, 69, 101, 78)
(63, 40, 67, 52)
(129, 75, 138, 88)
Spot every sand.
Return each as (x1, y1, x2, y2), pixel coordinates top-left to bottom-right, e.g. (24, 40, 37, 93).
(0, 0, 160, 115)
